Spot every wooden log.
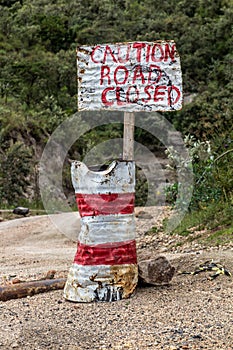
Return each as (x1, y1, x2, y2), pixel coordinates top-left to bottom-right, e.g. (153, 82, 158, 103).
(0, 278, 66, 302)
(0, 255, 175, 301)
(138, 255, 175, 285)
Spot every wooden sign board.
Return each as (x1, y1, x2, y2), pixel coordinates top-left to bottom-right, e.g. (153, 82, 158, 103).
(77, 41, 183, 112)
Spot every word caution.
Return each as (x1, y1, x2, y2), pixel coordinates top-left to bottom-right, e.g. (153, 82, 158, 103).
(77, 41, 183, 112)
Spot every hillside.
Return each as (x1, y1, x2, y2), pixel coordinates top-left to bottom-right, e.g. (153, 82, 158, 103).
(0, 0, 232, 236)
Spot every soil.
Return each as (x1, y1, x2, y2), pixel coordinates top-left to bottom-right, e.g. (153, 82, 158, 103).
(0, 207, 232, 350)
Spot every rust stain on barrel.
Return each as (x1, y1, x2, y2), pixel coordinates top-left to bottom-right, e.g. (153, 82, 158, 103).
(110, 265, 138, 299)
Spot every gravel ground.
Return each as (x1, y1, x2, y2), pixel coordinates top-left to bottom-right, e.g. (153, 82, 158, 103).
(0, 207, 232, 350)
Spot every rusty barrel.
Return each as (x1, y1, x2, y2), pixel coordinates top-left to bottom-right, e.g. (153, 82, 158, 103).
(64, 160, 138, 302)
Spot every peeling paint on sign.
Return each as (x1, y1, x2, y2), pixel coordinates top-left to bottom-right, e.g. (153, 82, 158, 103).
(77, 41, 183, 112)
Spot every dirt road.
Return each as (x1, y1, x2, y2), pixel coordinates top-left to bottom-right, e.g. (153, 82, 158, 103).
(0, 208, 232, 349)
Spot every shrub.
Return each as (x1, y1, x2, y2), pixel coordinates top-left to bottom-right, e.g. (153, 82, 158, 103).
(165, 134, 223, 210)
(0, 141, 32, 206)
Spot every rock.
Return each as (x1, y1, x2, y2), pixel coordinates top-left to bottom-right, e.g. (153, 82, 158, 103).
(11, 278, 22, 284)
(44, 270, 56, 279)
(13, 207, 29, 216)
(138, 255, 175, 285)
(135, 209, 153, 219)
(11, 342, 19, 348)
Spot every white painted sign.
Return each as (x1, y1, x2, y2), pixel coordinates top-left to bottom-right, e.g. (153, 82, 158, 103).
(77, 41, 183, 112)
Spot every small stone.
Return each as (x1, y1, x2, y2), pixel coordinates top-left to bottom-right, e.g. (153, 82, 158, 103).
(138, 255, 175, 285)
(11, 342, 19, 348)
(135, 209, 153, 219)
(44, 270, 56, 279)
(11, 278, 22, 284)
(13, 207, 29, 216)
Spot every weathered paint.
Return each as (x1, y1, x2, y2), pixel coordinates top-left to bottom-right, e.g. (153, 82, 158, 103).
(77, 41, 183, 112)
(64, 161, 138, 302)
(71, 160, 135, 194)
(76, 193, 134, 216)
(79, 214, 135, 245)
(64, 264, 138, 302)
(73, 240, 137, 265)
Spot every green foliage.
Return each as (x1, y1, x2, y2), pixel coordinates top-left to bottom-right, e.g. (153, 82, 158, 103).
(0, 0, 232, 229)
(206, 226, 233, 246)
(135, 167, 148, 207)
(0, 141, 32, 205)
(165, 134, 233, 210)
(172, 200, 233, 239)
(0, 0, 232, 131)
(213, 137, 233, 203)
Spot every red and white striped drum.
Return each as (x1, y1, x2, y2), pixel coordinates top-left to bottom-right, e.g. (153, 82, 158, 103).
(64, 160, 138, 302)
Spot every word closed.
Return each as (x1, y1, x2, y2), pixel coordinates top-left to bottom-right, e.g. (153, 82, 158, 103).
(77, 41, 183, 112)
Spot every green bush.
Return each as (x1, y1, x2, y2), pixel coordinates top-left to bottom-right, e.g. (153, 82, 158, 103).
(172, 200, 233, 237)
(165, 134, 232, 210)
(0, 141, 32, 206)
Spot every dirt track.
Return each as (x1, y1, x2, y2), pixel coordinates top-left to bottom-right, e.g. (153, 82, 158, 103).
(0, 208, 232, 349)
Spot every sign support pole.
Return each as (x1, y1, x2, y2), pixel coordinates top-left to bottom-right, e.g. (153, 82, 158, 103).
(64, 41, 183, 302)
(123, 112, 135, 161)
